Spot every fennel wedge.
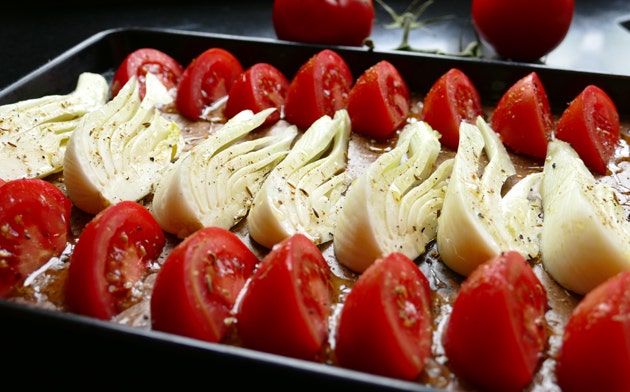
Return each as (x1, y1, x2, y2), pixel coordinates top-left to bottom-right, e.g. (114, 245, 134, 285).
(64, 73, 183, 214)
(540, 139, 630, 295)
(0, 72, 109, 180)
(333, 120, 453, 273)
(247, 109, 352, 248)
(152, 108, 297, 239)
(437, 117, 543, 276)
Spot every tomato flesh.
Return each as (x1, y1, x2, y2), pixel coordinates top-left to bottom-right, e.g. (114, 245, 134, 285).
(272, 0, 375, 47)
(442, 251, 548, 391)
(65, 201, 166, 320)
(490, 72, 554, 159)
(0, 178, 72, 298)
(347, 60, 411, 140)
(335, 252, 432, 380)
(111, 48, 183, 99)
(472, 0, 574, 62)
(176, 47, 244, 120)
(236, 233, 332, 360)
(555, 84, 620, 174)
(556, 271, 630, 392)
(284, 49, 354, 130)
(224, 62, 289, 126)
(420, 68, 483, 150)
(151, 226, 258, 343)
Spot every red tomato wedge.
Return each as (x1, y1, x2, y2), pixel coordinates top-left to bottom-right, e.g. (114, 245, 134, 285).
(0, 178, 72, 298)
(150, 226, 258, 343)
(236, 233, 332, 360)
(65, 201, 166, 320)
(283, 49, 354, 130)
(334, 252, 433, 380)
(420, 68, 483, 150)
(272, 0, 375, 47)
(442, 251, 548, 392)
(224, 62, 290, 127)
(490, 72, 554, 159)
(111, 48, 184, 99)
(555, 84, 620, 174)
(555, 271, 630, 392)
(176, 47, 244, 120)
(347, 60, 411, 140)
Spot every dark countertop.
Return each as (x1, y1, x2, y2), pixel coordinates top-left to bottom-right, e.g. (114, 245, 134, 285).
(2, 0, 630, 91)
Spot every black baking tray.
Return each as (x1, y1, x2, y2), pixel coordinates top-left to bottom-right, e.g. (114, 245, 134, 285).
(1, 27, 629, 389)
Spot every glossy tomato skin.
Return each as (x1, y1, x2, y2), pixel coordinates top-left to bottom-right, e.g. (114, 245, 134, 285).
(420, 68, 483, 150)
(151, 226, 258, 343)
(236, 233, 332, 360)
(176, 47, 244, 120)
(442, 251, 548, 392)
(111, 48, 184, 99)
(555, 271, 630, 392)
(555, 85, 620, 174)
(0, 179, 72, 298)
(284, 49, 354, 130)
(273, 0, 375, 47)
(224, 63, 290, 127)
(65, 200, 166, 320)
(347, 60, 411, 140)
(472, 0, 574, 62)
(335, 252, 432, 380)
(491, 72, 554, 159)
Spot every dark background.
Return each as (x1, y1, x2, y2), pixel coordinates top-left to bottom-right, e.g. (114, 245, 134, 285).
(2, 0, 630, 91)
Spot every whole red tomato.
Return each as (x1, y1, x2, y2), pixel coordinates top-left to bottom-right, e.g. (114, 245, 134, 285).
(472, 0, 574, 62)
(272, 0, 375, 47)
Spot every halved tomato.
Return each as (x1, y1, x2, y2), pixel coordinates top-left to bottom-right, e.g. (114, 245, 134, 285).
(236, 233, 332, 360)
(176, 47, 244, 120)
(0, 178, 72, 298)
(555, 271, 630, 392)
(555, 84, 620, 174)
(490, 72, 554, 159)
(420, 68, 483, 150)
(65, 200, 166, 320)
(224, 62, 290, 127)
(442, 251, 548, 391)
(335, 252, 432, 380)
(347, 60, 410, 140)
(283, 49, 354, 130)
(111, 48, 184, 99)
(151, 226, 259, 343)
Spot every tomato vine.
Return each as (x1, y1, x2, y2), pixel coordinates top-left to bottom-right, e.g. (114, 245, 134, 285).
(370, 0, 482, 57)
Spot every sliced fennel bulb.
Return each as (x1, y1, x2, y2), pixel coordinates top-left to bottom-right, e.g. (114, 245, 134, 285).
(333, 120, 453, 273)
(152, 108, 297, 239)
(437, 116, 543, 276)
(247, 109, 352, 248)
(0, 72, 109, 180)
(64, 73, 183, 214)
(540, 138, 630, 295)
